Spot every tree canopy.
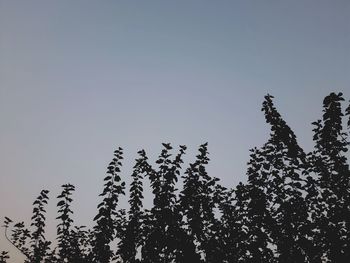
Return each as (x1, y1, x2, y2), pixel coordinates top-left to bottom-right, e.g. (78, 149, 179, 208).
(2, 93, 350, 263)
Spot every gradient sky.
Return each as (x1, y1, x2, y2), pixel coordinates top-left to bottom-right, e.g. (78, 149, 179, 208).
(1, 1, 349, 261)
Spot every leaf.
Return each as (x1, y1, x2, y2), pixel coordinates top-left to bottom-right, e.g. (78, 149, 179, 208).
(57, 200, 65, 207)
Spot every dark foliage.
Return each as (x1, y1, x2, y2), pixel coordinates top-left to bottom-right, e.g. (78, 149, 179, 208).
(3, 93, 350, 263)
(0, 251, 10, 263)
(118, 150, 147, 263)
(92, 147, 126, 263)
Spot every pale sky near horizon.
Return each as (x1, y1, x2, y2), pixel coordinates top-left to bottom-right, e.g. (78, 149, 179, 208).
(1, 1, 349, 261)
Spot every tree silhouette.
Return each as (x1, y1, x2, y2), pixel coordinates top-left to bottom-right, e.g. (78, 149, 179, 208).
(28, 190, 51, 263)
(118, 150, 147, 263)
(56, 184, 75, 261)
(141, 144, 191, 263)
(92, 147, 126, 263)
(311, 92, 350, 262)
(261, 94, 310, 262)
(179, 142, 222, 262)
(2, 93, 349, 263)
(241, 147, 275, 262)
(56, 183, 87, 262)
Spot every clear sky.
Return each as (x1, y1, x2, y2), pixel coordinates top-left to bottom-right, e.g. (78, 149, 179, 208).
(0, 1, 349, 261)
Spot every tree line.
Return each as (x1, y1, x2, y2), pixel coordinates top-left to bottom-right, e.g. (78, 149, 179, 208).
(2, 92, 350, 263)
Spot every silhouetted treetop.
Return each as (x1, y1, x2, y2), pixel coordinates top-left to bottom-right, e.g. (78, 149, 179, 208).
(3, 93, 350, 263)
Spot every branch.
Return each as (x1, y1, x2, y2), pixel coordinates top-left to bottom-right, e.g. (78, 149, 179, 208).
(3, 226, 30, 259)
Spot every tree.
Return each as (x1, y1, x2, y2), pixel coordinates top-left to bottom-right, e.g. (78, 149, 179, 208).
(142, 143, 191, 263)
(261, 95, 311, 262)
(92, 147, 126, 263)
(27, 190, 51, 263)
(2, 92, 349, 263)
(311, 92, 350, 262)
(180, 143, 223, 263)
(56, 183, 87, 262)
(118, 150, 147, 263)
(241, 147, 275, 262)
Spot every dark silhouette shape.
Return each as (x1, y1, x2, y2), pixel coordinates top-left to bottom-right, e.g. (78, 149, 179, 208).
(0, 251, 10, 263)
(92, 147, 126, 263)
(2, 93, 350, 263)
(118, 150, 147, 263)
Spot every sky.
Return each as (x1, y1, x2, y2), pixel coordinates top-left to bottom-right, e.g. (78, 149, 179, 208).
(0, 0, 349, 261)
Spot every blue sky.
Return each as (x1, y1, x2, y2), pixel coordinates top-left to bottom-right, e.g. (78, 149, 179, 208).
(1, 1, 349, 261)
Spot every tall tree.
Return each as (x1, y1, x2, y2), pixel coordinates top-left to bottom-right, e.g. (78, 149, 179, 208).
(142, 143, 194, 263)
(118, 150, 147, 263)
(29, 190, 51, 263)
(56, 183, 86, 262)
(241, 147, 275, 262)
(219, 182, 250, 262)
(261, 94, 311, 262)
(2, 93, 349, 263)
(180, 143, 222, 262)
(92, 147, 126, 263)
(311, 92, 350, 262)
